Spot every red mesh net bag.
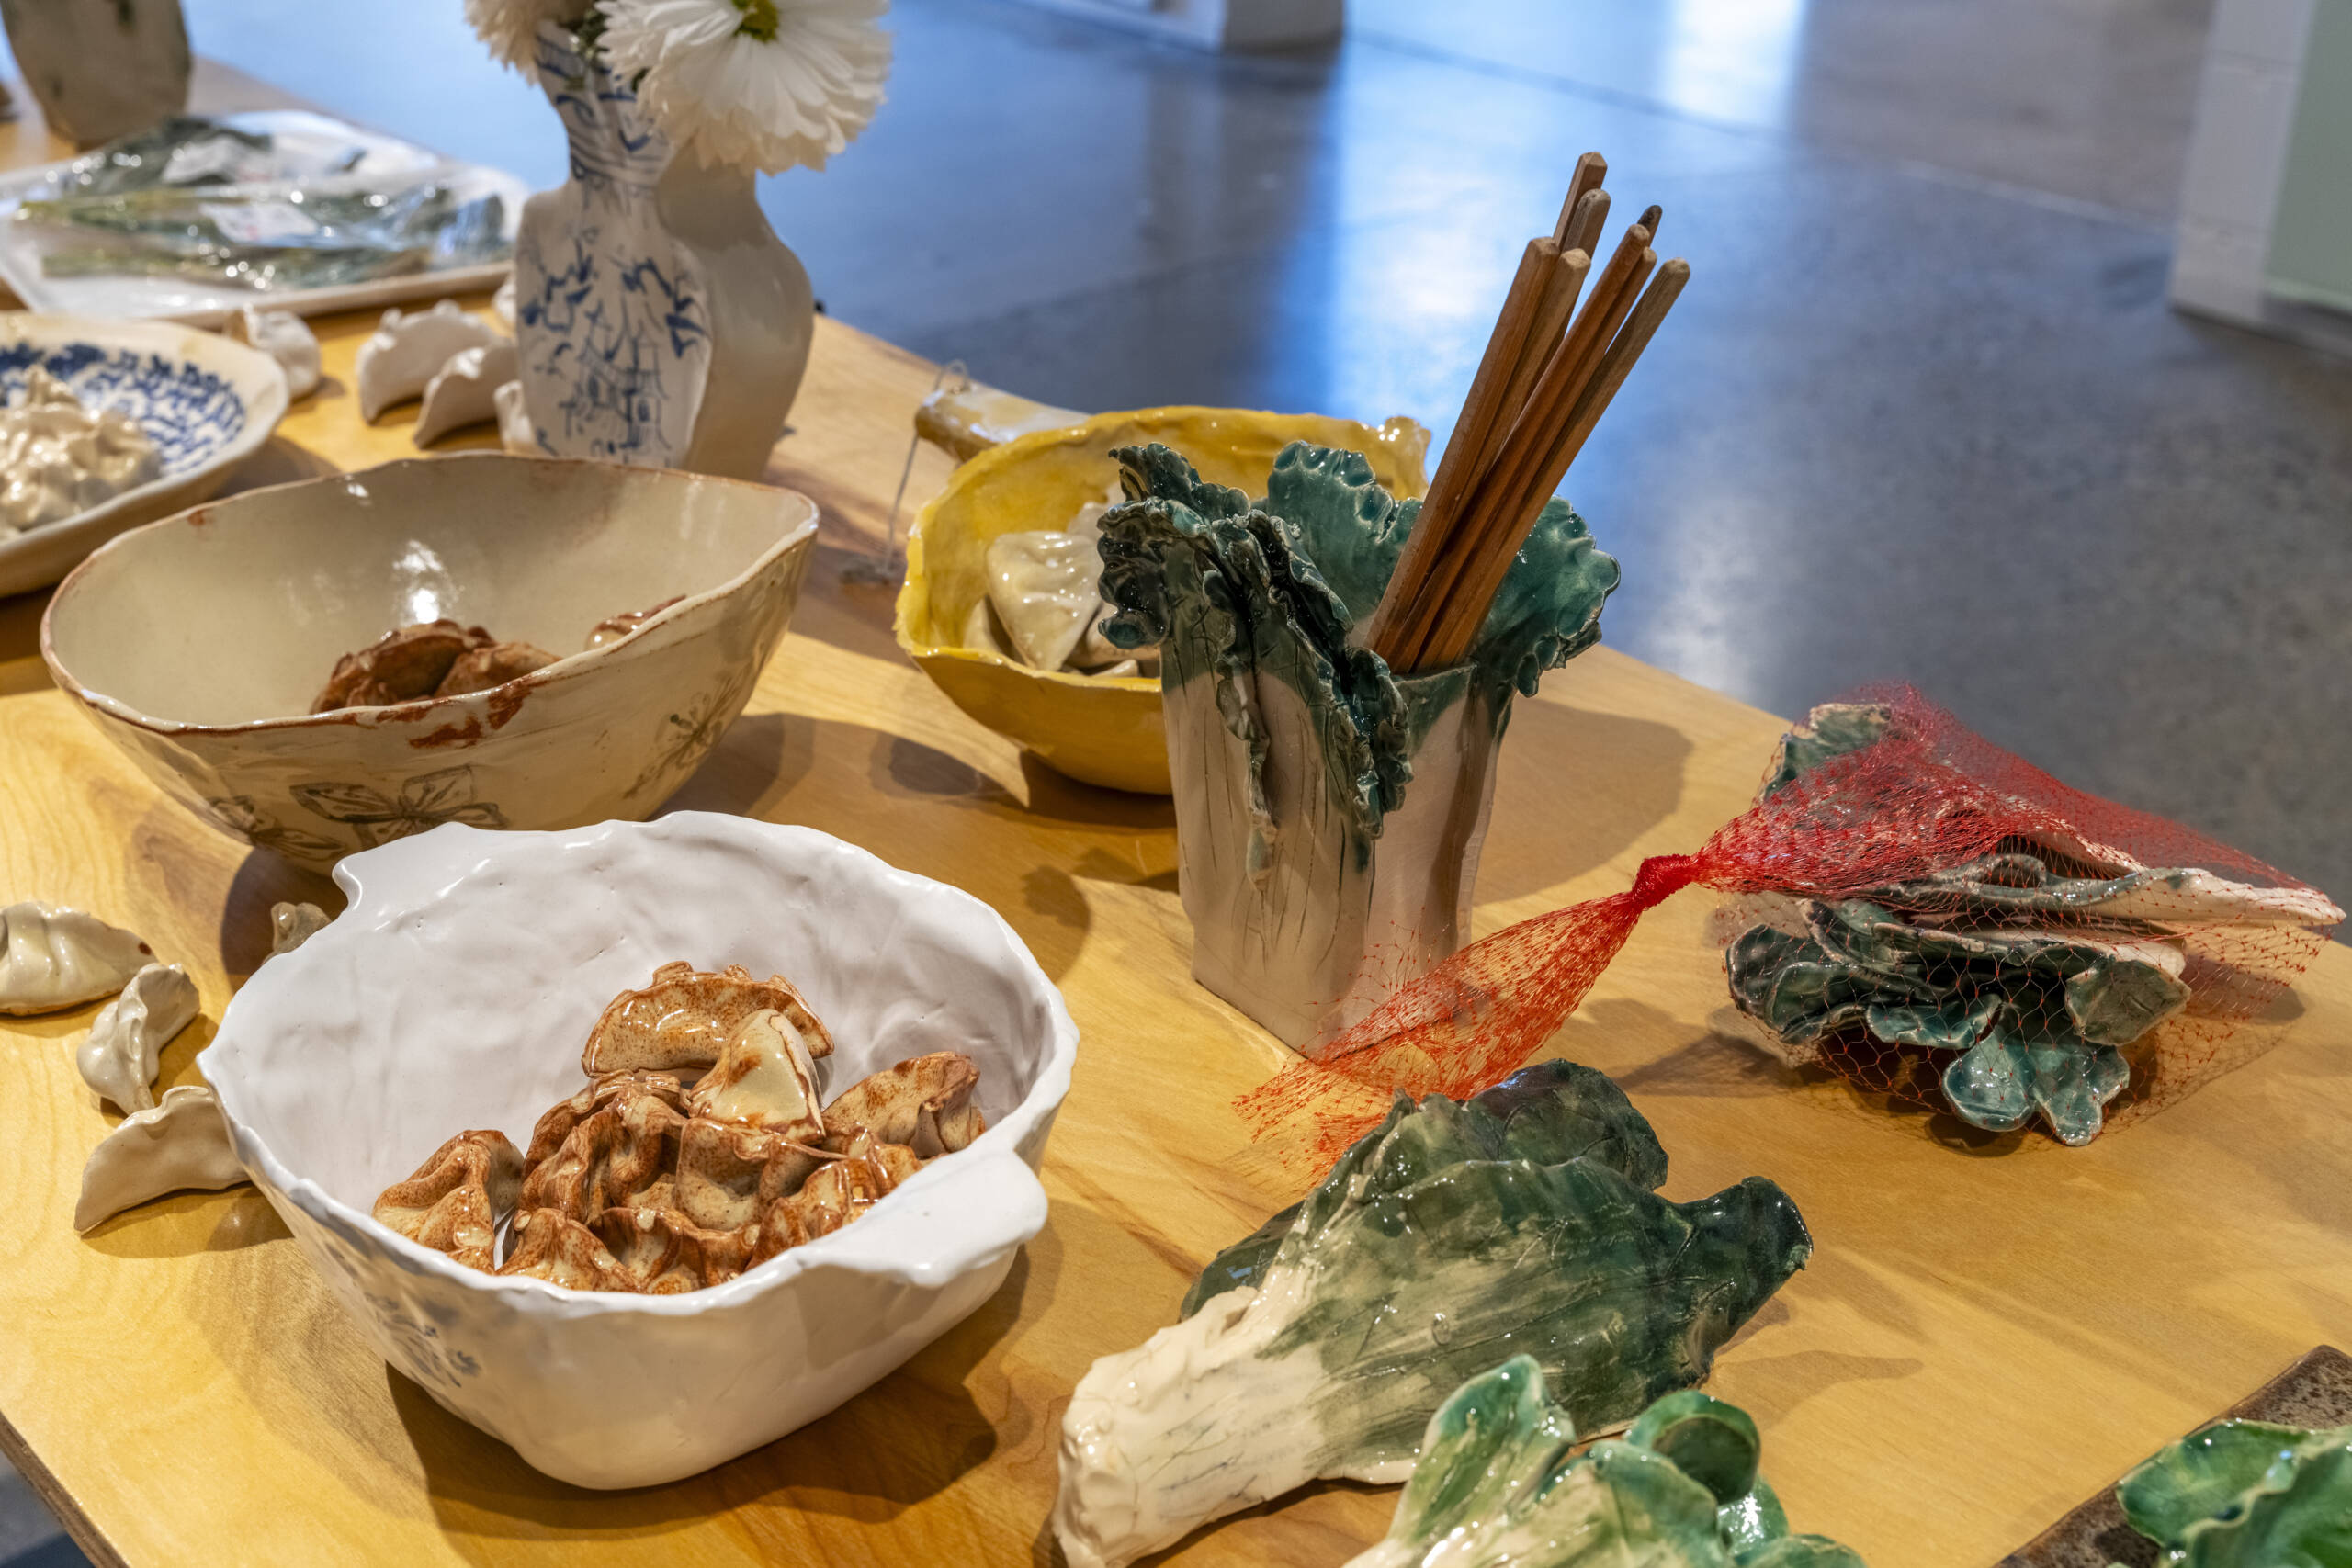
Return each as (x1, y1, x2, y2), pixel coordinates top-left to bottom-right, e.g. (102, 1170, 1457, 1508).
(1239, 683, 2342, 1165)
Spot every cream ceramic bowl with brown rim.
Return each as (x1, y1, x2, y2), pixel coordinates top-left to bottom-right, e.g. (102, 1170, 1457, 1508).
(41, 455, 819, 871)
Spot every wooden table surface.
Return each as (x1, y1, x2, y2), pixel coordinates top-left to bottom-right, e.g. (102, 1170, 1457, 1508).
(4, 67, 2351, 1568)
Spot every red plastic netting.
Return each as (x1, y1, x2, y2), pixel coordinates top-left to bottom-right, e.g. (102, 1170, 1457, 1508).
(1238, 683, 2341, 1166)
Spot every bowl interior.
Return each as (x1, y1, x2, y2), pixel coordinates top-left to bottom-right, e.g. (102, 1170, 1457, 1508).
(217, 817, 1064, 1215)
(900, 407, 1428, 659)
(48, 457, 813, 727)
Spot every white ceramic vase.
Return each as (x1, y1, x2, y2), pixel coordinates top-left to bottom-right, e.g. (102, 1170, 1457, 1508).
(1169, 664, 1507, 1051)
(510, 23, 813, 480)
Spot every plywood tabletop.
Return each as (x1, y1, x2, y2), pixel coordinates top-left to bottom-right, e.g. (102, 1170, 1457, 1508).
(3, 74, 2351, 1568)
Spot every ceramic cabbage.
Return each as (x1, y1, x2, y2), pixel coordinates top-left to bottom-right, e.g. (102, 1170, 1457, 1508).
(2116, 1418, 2352, 1566)
(1095, 440, 1619, 1046)
(1052, 1060, 1811, 1567)
(1350, 1359, 1865, 1568)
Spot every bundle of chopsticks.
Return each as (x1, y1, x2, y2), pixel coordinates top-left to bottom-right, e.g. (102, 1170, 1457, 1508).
(1367, 152, 1687, 673)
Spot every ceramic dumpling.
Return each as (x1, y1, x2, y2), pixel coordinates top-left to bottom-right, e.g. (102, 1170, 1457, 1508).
(268, 902, 331, 956)
(498, 1206, 628, 1290)
(521, 1089, 685, 1223)
(0, 901, 153, 1015)
(582, 962, 834, 1076)
(74, 1084, 247, 1232)
(525, 1071, 690, 1168)
(373, 1129, 524, 1272)
(688, 1008, 825, 1142)
(223, 307, 322, 400)
(356, 300, 504, 422)
(492, 273, 517, 331)
(493, 378, 538, 455)
(984, 530, 1102, 671)
(415, 341, 523, 446)
(75, 962, 198, 1112)
(824, 1051, 985, 1156)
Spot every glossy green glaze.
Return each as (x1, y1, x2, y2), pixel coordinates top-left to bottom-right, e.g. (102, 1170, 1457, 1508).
(1180, 1056, 1669, 1317)
(1725, 890, 2188, 1145)
(1050, 1061, 1810, 1568)
(1349, 1358, 1866, 1568)
(1095, 440, 1617, 838)
(1756, 701, 1889, 799)
(2117, 1418, 2352, 1566)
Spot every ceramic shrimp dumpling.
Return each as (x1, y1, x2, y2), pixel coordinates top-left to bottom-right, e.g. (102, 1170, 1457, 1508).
(582, 962, 834, 1075)
(823, 1050, 985, 1156)
(0, 900, 153, 1015)
(983, 530, 1103, 671)
(74, 1085, 248, 1232)
(688, 1007, 826, 1141)
(356, 299, 504, 422)
(75, 961, 199, 1112)
(373, 1129, 525, 1271)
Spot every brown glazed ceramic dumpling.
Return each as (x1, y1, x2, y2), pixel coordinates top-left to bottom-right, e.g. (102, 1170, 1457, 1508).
(581, 962, 835, 1075)
(371, 1129, 523, 1271)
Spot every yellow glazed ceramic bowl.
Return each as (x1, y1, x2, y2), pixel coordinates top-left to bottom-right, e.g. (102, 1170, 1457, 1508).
(896, 407, 1429, 794)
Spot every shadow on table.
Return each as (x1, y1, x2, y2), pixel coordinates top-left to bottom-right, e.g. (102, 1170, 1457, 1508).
(399, 1251, 1040, 1549)
(216, 848, 344, 982)
(1478, 698, 1690, 905)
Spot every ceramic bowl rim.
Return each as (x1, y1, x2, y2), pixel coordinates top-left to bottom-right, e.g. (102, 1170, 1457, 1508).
(206, 813, 1080, 1317)
(0, 310, 292, 540)
(893, 404, 1424, 693)
(39, 453, 820, 738)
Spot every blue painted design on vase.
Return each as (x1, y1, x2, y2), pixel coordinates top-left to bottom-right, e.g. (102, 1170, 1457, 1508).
(513, 22, 814, 479)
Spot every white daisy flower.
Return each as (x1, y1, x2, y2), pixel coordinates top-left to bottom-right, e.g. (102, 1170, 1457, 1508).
(597, 0, 891, 175)
(467, 0, 595, 70)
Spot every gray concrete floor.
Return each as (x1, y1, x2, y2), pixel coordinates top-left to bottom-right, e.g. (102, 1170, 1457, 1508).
(5, 0, 2349, 1556)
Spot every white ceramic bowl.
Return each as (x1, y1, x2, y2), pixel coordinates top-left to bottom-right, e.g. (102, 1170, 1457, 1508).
(42, 455, 817, 870)
(0, 310, 290, 595)
(204, 813, 1077, 1488)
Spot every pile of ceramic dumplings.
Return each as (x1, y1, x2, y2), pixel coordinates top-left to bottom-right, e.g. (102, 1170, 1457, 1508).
(309, 598, 679, 711)
(373, 962, 986, 1293)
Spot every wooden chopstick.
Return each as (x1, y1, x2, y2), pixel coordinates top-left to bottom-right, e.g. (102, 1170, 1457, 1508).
(1421, 256, 1688, 668)
(1478, 243, 1591, 480)
(1393, 221, 1655, 667)
(1364, 236, 1557, 656)
(1562, 188, 1610, 256)
(1552, 152, 1608, 245)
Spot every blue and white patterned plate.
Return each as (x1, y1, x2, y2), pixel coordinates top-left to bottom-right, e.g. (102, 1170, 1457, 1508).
(0, 312, 289, 597)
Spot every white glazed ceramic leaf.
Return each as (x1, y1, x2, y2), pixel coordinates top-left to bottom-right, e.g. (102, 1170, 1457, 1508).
(985, 530, 1102, 672)
(202, 813, 1077, 1488)
(75, 961, 198, 1111)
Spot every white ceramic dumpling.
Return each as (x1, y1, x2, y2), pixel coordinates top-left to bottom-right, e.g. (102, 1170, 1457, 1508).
(75, 962, 198, 1112)
(269, 902, 331, 956)
(984, 530, 1102, 672)
(74, 1084, 248, 1232)
(415, 342, 523, 446)
(0, 901, 153, 1014)
(492, 273, 518, 332)
(222, 307, 322, 400)
(356, 300, 504, 422)
(493, 378, 540, 456)
(961, 595, 1017, 661)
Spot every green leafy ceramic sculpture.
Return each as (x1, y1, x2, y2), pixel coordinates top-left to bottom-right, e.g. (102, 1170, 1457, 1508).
(1051, 1060, 1813, 1568)
(2116, 1419, 2352, 1565)
(1096, 439, 1618, 840)
(1725, 895, 2188, 1145)
(1348, 1359, 1865, 1568)
(1724, 703, 2339, 1145)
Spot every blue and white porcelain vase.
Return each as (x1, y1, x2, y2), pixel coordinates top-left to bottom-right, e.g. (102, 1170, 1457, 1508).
(512, 23, 814, 480)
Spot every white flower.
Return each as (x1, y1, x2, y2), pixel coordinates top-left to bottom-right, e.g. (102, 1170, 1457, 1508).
(467, 0, 594, 70)
(598, 0, 891, 175)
